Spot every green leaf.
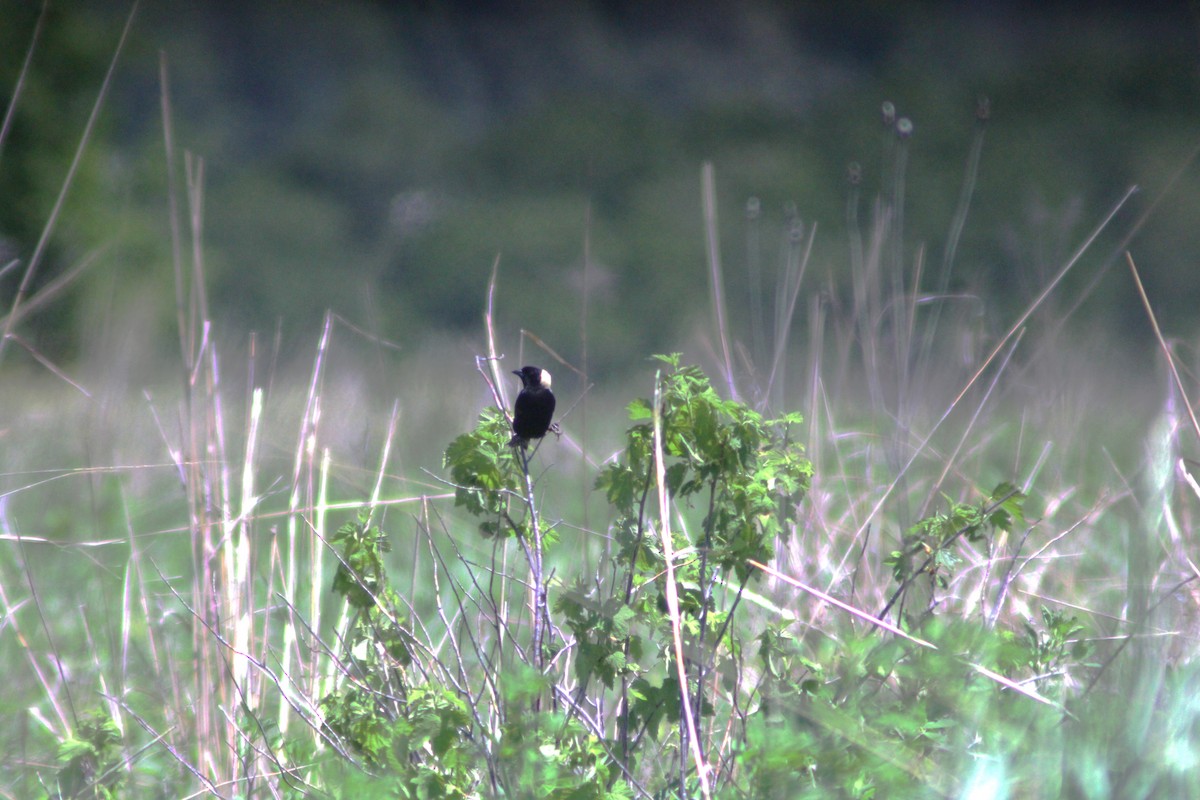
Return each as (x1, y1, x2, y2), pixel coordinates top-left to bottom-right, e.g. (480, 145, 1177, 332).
(627, 398, 653, 420)
(988, 481, 1027, 532)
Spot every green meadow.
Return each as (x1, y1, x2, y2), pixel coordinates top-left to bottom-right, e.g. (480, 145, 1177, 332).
(3, 4, 1200, 798)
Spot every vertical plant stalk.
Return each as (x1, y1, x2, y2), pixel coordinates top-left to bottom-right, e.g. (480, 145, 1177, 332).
(158, 70, 196, 762)
(702, 162, 738, 401)
(854, 202, 890, 413)
(184, 153, 210, 338)
(618, 465, 654, 764)
(227, 387, 263, 710)
(282, 311, 332, 723)
(161, 73, 219, 780)
(580, 204, 592, 545)
(207, 339, 242, 786)
(1, 502, 77, 733)
(690, 480, 719, 743)
(224, 386, 265, 786)
(1126, 251, 1200, 647)
(888, 120, 913, 415)
(516, 448, 548, 679)
(183, 332, 222, 784)
(481, 260, 549, 677)
(840, 186, 1138, 569)
(0, 1, 48, 164)
(483, 256, 509, 412)
(745, 198, 766, 373)
(1127, 252, 1200, 445)
(917, 102, 988, 376)
(158, 104, 230, 784)
(477, 271, 522, 677)
(762, 221, 816, 406)
(160, 54, 189, 376)
(652, 373, 712, 800)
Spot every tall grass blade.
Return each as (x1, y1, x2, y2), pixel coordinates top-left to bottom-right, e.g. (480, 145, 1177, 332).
(0, 0, 49, 165)
(702, 162, 737, 400)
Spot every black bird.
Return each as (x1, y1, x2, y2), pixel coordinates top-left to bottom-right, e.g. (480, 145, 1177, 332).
(509, 365, 556, 448)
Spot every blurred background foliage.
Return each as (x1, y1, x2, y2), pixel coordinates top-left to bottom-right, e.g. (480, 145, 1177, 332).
(1, 0, 1198, 378)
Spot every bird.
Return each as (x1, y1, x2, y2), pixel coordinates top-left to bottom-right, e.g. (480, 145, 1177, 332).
(508, 365, 556, 448)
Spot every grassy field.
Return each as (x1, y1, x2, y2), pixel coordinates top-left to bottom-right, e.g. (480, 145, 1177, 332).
(5, 15, 1200, 799)
(4, 164, 1198, 798)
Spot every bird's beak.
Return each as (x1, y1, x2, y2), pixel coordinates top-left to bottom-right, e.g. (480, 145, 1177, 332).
(512, 369, 522, 377)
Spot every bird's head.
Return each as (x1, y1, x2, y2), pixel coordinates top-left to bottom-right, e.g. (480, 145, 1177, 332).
(513, 366, 551, 389)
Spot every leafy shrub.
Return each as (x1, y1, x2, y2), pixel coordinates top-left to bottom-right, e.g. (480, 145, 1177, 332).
(307, 357, 1095, 798)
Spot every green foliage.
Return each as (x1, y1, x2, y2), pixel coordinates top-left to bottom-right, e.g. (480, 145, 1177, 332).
(321, 514, 475, 794)
(44, 711, 123, 800)
(596, 353, 812, 582)
(315, 359, 822, 796)
(323, 358, 1103, 798)
(7, 354, 1110, 798)
(319, 684, 475, 796)
(731, 614, 1082, 799)
(885, 482, 1027, 606)
(318, 507, 637, 798)
(444, 406, 524, 536)
(330, 512, 395, 611)
(494, 664, 633, 800)
(1021, 607, 1092, 691)
(6, 9, 1196, 792)
(556, 579, 645, 690)
(565, 356, 813, 787)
